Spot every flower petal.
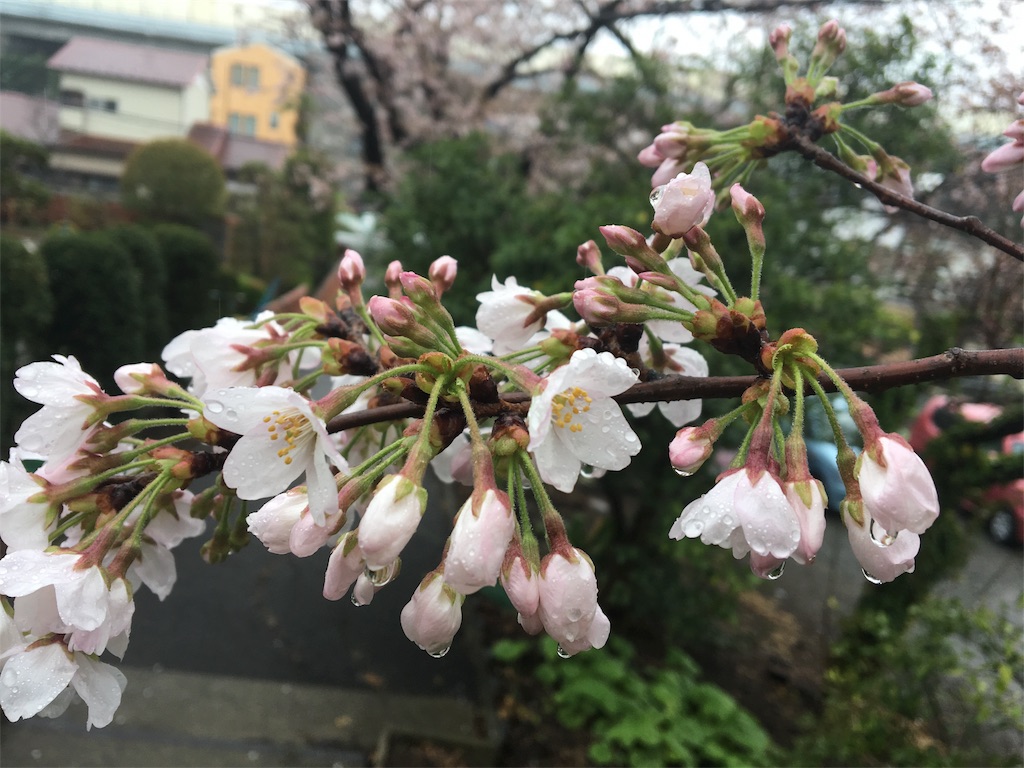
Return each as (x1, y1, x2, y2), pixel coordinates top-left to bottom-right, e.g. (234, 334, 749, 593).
(0, 643, 76, 722)
(71, 653, 127, 730)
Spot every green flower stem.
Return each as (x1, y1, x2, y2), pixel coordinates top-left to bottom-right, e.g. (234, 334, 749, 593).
(729, 413, 761, 470)
(348, 436, 415, 481)
(115, 432, 194, 463)
(127, 474, 174, 549)
(454, 381, 486, 449)
(837, 123, 882, 154)
(512, 455, 539, 551)
(515, 449, 562, 541)
(49, 510, 90, 542)
(318, 362, 431, 419)
(806, 375, 858, 489)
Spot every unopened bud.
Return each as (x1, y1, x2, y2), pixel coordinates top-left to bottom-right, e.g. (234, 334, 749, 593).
(576, 240, 605, 275)
(428, 256, 458, 296)
(385, 260, 404, 298)
(668, 427, 713, 476)
(337, 249, 366, 290)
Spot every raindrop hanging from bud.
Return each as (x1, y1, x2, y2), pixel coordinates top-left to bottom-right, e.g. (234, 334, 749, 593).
(861, 568, 883, 585)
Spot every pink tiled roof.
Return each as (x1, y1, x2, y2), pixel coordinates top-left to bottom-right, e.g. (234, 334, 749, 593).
(0, 91, 60, 144)
(187, 122, 290, 172)
(48, 36, 208, 88)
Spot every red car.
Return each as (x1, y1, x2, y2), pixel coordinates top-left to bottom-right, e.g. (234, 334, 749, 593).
(909, 395, 1024, 546)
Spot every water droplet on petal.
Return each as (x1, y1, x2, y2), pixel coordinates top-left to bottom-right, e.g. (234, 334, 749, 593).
(428, 645, 451, 659)
(674, 468, 694, 477)
(649, 186, 666, 207)
(556, 644, 571, 659)
(682, 518, 705, 537)
(869, 518, 897, 548)
(365, 563, 396, 587)
(206, 401, 224, 414)
(224, 408, 239, 420)
(350, 592, 365, 606)
(861, 568, 883, 585)
(764, 562, 786, 581)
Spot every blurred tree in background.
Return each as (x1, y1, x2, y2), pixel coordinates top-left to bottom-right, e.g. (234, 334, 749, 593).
(121, 139, 225, 226)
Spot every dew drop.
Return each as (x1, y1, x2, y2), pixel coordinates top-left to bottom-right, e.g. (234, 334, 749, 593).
(224, 408, 239, 421)
(350, 592, 365, 606)
(649, 186, 666, 207)
(556, 645, 572, 659)
(869, 519, 896, 548)
(601, 425, 611, 434)
(721, 515, 734, 527)
(682, 518, 705, 537)
(764, 562, 785, 581)
(861, 568, 883, 585)
(428, 645, 451, 659)
(365, 563, 396, 587)
(205, 401, 224, 414)
(673, 468, 694, 477)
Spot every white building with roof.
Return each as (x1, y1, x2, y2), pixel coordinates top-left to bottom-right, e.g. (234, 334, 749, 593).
(49, 35, 210, 143)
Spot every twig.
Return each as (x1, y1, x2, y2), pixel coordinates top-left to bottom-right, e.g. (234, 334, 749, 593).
(326, 347, 1024, 432)
(789, 134, 1024, 262)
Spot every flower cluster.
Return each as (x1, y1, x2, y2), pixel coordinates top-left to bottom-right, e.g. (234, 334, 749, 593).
(981, 90, 1024, 226)
(0, 20, 951, 733)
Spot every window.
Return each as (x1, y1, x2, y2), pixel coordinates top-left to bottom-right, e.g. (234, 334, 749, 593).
(59, 89, 84, 107)
(269, 112, 279, 129)
(229, 63, 260, 90)
(228, 112, 257, 136)
(86, 97, 117, 113)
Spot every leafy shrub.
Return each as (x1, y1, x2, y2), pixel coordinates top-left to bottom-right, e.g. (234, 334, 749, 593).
(39, 231, 143, 383)
(106, 224, 168, 359)
(494, 636, 776, 767)
(121, 139, 225, 225)
(791, 597, 1023, 767)
(151, 224, 221, 335)
(0, 234, 53, 449)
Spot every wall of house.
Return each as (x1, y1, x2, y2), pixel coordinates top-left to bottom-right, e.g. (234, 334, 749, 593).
(208, 43, 305, 147)
(57, 73, 208, 142)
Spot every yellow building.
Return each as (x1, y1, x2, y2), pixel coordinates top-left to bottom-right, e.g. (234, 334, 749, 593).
(209, 43, 305, 147)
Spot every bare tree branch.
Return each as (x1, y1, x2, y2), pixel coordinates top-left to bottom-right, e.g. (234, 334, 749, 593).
(788, 133, 1024, 262)
(326, 347, 1024, 433)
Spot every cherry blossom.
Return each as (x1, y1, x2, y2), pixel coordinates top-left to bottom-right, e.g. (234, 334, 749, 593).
(536, 548, 607, 655)
(399, 572, 464, 656)
(0, 459, 51, 551)
(0, 640, 126, 729)
(474, 275, 546, 354)
(13, 356, 104, 462)
(668, 427, 714, 476)
(669, 469, 801, 560)
(442, 489, 515, 595)
(356, 474, 428, 570)
(846, 509, 920, 583)
(651, 162, 715, 238)
(626, 336, 708, 427)
(202, 386, 348, 525)
(527, 349, 641, 492)
(857, 435, 939, 536)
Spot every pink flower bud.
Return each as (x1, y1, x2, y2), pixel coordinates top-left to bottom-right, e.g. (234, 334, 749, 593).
(651, 162, 715, 238)
(891, 81, 933, 107)
(982, 123, 1024, 173)
(857, 435, 939, 536)
(668, 427, 713, 476)
(289, 505, 347, 557)
(501, 552, 540, 617)
(357, 475, 427, 569)
(729, 184, 765, 223)
(323, 532, 364, 600)
(337, 249, 365, 290)
(576, 240, 604, 275)
(537, 548, 599, 648)
(428, 256, 458, 296)
(367, 295, 416, 336)
(784, 479, 827, 565)
(399, 270, 438, 305)
(555, 604, 610, 657)
(247, 489, 306, 554)
(443, 489, 515, 595)
(384, 260, 403, 297)
(846, 509, 919, 584)
(400, 572, 464, 656)
(113, 362, 164, 395)
(768, 23, 792, 60)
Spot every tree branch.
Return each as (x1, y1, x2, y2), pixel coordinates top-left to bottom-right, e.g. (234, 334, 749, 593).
(788, 133, 1024, 262)
(327, 347, 1024, 433)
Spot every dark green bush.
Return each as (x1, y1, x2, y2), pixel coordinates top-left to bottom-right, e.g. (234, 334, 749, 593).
(0, 234, 53, 449)
(39, 230, 143, 385)
(151, 224, 222, 335)
(107, 224, 168, 359)
(121, 139, 225, 225)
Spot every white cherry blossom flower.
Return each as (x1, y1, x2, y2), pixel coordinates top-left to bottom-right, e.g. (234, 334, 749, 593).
(0, 458, 51, 551)
(0, 640, 126, 729)
(626, 335, 708, 427)
(846, 509, 919, 583)
(475, 275, 545, 355)
(536, 548, 606, 653)
(357, 474, 427, 570)
(669, 469, 801, 559)
(527, 349, 641, 493)
(13, 356, 104, 462)
(857, 435, 939, 536)
(202, 386, 347, 525)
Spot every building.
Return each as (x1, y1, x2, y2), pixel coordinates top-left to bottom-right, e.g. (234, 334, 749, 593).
(208, 43, 306, 147)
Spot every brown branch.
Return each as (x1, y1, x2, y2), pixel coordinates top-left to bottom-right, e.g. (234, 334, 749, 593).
(789, 134, 1024, 262)
(326, 347, 1024, 433)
